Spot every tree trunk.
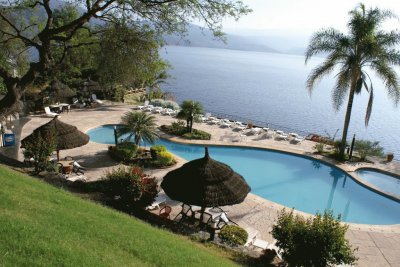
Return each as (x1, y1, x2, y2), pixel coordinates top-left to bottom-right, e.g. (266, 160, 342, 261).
(339, 83, 357, 160)
(0, 80, 22, 120)
(189, 117, 193, 133)
(134, 134, 140, 146)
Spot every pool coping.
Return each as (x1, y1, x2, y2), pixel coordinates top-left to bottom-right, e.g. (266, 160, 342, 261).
(155, 130, 400, 202)
(86, 124, 400, 230)
(352, 167, 400, 200)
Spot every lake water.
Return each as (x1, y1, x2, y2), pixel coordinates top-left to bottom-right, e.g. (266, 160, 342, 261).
(160, 46, 400, 157)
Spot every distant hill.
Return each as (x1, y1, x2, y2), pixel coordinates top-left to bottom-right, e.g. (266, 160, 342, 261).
(164, 25, 280, 54)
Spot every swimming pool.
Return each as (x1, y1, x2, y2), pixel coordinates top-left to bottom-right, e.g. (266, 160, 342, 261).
(87, 125, 400, 225)
(356, 169, 400, 198)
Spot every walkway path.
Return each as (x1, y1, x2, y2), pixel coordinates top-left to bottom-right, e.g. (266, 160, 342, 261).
(1, 103, 399, 266)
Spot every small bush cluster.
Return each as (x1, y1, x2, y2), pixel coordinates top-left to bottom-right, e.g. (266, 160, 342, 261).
(149, 145, 175, 167)
(354, 140, 384, 161)
(272, 209, 357, 267)
(150, 99, 180, 110)
(219, 225, 248, 246)
(314, 143, 325, 154)
(150, 145, 167, 159)
(160, 122, 211, 140)
(158, 151, 174, 165)
(182, 130, 211, 140)
(102, 165, 158, 208)
(108, 142, 138, 162)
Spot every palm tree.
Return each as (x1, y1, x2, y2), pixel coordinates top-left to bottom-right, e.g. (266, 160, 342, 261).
(118, 111, 158, 146)
(305, 4, 400, 160)
(176, 100, 204, 133)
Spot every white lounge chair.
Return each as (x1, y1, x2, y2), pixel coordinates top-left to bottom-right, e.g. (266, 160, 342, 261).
(250, 127, 262, 135)
(253, 238, 270, 250)
(44, 107, 59, 117)
(292, 136, 305, 144)
(267, 240, 283, 260)
(152, 107, 163, 114)
(146, 195, 167, 210)
(244, 227, 259, 247)
(219, 119, 232, 128)
(91, 94, 103, 104)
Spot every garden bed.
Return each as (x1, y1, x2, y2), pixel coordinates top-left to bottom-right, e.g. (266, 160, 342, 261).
(160, 123, 211, 140)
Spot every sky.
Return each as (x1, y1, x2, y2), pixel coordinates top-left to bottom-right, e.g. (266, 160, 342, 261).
(223, 0, 400, 36)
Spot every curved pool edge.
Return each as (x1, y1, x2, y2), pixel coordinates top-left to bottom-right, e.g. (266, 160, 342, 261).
(155, 131, 400, 203)
(85, 125, 400, 228)
(352, 167, 400, 200)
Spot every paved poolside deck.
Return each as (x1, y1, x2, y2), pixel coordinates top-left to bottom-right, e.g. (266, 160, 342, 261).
(1, 102, 399, 266)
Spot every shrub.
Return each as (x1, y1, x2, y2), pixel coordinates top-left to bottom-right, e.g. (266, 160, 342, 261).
(168, 121, 187, 135)
(163, 100, 180, 110)
(158, 151, 174, 166)
(160, 122, 211, 140)
(314, 143, 325, 154)
(150, 98, 164, 107)
(182, 129, 211, 140)
(354, 140, 384, 161)
(108, 142, 138, 162)
(271, 209, 357, 267)
(150, 145, 167, 160)
(102, 165, 158, 208)
(219, 225, 248, 246)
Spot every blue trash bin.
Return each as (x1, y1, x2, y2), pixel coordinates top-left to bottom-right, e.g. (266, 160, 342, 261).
(3, 133, 15, 147)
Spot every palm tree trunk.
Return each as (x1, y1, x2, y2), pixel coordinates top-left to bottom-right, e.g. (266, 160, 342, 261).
(339, 85, 356, 160)
(134, 134, 140, 146)
(189, 117, 193, 133)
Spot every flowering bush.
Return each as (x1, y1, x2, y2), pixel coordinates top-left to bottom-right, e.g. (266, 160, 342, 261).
(103, 165, 158, 208)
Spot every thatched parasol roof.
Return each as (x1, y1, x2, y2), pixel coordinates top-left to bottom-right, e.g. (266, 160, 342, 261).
(21, 117, 89, 151)
(161, 147, 250, 207)
(82, 79, 101, 93)
(42, 80, 76, 100)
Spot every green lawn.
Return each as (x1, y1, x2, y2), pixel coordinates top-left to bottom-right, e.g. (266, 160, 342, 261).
(0, 165, 238, 266)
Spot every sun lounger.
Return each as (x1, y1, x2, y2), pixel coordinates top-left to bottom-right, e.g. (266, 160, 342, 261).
(253, 238, 270, 250)
(91, 94, 103, 104)
(152, 107, 163, 114)
(250, 127, 262, 135)
(44, 107, 59, 117)
(244, 227, 259, 247)
(267, 240, 283, 260)
(146, 195, 167, 210)
(66, 174, 87, 182)
(275, 131, 288, 140)
(291, 136, 305, 144)
(219, 120, 232, 128)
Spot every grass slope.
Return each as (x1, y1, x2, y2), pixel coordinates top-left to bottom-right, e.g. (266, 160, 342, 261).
(0, 165, 238, 267)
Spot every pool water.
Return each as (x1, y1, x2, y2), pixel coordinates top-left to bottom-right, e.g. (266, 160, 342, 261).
(87, 125, 400, 225)
(356, 169, 400, 198)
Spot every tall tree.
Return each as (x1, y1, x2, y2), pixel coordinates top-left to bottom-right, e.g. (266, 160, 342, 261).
(305, 4, 400, 160)
(96, 22, 166, 89)
(118, 111, 158, 146)
(0, 0, 251, 119)
(177, 100, 203, 133)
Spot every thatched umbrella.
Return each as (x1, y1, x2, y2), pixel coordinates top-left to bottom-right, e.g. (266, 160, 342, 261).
(42, 80, 76, 102)
(21, 117, 89, 160)
(161, 147, 250, 218)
